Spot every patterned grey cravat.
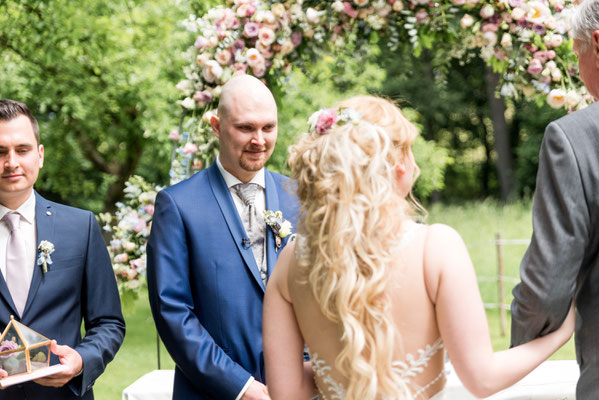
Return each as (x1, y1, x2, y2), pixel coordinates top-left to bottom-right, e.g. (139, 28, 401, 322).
(233, 183, 267, 284)
(3, 212, 29, 316)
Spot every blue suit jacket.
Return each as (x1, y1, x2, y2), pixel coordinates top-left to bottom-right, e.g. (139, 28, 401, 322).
(147, 163, 299, 400)
(0, 193, 125, 399)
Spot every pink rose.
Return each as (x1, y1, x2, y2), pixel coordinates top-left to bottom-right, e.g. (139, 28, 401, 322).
(144, 204, 155, 216)
(343, 2, 359, 18)
(316, 109, 338, 134)
(251, 61, 266, 77)
(244, 22, 260, 38)
(193, 90, 213, 107)
(527, 58, 543, 75)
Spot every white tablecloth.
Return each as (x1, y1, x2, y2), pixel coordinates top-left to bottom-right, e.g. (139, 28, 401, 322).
(121, 361, 578, 400)
(121, 369, 175, 400)
(445, 360, 578, 399)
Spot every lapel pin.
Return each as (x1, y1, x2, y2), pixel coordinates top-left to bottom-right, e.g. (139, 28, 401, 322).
(46, 211, 52, 216)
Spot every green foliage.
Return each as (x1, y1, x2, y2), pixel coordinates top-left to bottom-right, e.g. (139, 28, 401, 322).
(0, 0, 191, 212)
(266, 49, 448, 201)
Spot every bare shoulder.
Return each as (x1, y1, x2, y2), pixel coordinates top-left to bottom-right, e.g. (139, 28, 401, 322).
(423, 223, 471, 303)
(425, 223, 465, 249)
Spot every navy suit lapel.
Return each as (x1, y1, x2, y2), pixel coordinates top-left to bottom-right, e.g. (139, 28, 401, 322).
(207, 164, 265, 291)
(264, 171, 280, 281)
(23, 193, 55, 317)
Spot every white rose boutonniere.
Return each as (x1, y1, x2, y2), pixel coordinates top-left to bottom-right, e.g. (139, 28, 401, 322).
(37, 240, 55, 274)
(263, 210, 293, 252)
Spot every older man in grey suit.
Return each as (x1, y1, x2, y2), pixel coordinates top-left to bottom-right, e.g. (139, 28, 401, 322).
(511, 1, 599, 398)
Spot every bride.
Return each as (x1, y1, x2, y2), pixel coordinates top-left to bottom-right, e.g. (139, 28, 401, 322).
(262, 95, 574, 400)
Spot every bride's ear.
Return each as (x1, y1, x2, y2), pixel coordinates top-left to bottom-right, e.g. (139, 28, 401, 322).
(395, 160, 408, 176)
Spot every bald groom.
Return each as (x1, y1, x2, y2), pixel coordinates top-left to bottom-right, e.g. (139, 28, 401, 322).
(147, 75, 299, 400)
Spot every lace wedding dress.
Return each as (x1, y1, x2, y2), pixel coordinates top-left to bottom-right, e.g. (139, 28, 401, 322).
(309, 337, 446, 400)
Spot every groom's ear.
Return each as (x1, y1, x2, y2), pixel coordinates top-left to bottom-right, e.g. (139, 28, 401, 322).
(593, 30, 599, 68)
(210, 115, 221, 138)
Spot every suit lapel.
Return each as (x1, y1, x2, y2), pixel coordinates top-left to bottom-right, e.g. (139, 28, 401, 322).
(264, 171, 280, 281)
(23, 193, 55, 317)
(208, 164, 265, 291)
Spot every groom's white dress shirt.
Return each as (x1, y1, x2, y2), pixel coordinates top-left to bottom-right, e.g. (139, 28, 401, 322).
(216, 156, 266, 400)
(0, 191, 37, 285)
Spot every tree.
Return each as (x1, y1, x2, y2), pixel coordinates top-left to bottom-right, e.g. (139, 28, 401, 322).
(0, 0, 191, 212)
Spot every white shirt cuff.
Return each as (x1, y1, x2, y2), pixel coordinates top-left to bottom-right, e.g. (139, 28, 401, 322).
(235, 376, 255, 400)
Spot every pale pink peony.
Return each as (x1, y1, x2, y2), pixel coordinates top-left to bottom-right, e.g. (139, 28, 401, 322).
(215, 49, 232, 65)
(258, 27, 276, 46)
(168, 129, 181, 141)
(527, 58, 543, 75)
(183, 143, 198, 154)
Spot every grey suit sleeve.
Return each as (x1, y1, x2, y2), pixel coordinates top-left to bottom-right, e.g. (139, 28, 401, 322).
(511, 121, 588, 346)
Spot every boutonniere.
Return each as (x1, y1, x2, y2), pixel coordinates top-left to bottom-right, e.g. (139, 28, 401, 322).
(263, 210, 292, 252)
(37, 240, 55, 274)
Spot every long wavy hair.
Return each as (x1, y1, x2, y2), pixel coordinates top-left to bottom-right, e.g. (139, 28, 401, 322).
(288, 96, 419, 399)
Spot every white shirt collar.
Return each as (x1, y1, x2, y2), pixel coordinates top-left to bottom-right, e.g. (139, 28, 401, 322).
(0, 191, 36, 225)
(216, 156, 265, 189)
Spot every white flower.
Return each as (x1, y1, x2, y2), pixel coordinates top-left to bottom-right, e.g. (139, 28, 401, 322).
(246, 48, 265, 67)
(482, 31, 498, 46)
(547, 89, 566, 108)
(306, 8, 322, 24)
(551, 68, 562, 82)
(203, 60, 223, 83)
(480, 4, 495, 18)
(181, 97, 196, 110)
(511, 7, 526, 21)
(524, 1, 551, 24)
(460, 14, 474, 29)
(354, 0, 369, 6)
(332, 1, 345, 12)
(279, 220, 292, 238)
(566, 90, 581, 107)
(500, 33, 512, 47)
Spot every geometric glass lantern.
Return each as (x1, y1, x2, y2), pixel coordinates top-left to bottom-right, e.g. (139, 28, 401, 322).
(0, 316, 51, 377)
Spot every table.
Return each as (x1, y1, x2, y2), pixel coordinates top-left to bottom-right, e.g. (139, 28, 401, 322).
(121, 361, 578, 400)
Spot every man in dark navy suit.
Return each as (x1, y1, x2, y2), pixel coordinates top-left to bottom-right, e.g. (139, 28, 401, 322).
(0, 99, 125, 399)
(147, 75, 298, 400)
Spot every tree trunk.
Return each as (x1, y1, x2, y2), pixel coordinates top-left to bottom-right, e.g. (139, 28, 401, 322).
(484, 67, 515, 201)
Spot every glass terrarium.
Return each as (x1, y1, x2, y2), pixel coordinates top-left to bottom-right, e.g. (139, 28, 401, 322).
(0, 316, 51, 377)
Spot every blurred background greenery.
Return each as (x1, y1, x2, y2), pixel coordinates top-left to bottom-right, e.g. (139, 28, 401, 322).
(0, 0, 567, 213)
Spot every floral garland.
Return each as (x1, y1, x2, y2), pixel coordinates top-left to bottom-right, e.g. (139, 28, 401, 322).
(168, 0, 588, 184)
(98, 176, 160, 303)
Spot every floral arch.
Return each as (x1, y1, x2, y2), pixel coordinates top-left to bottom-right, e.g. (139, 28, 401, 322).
(104, 0, 587, 297)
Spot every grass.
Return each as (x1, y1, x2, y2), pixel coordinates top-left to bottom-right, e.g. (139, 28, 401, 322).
(92, 200, 575, 399)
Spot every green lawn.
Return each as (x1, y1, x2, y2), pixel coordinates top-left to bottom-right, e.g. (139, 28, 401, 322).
(93, 200, 576, 399)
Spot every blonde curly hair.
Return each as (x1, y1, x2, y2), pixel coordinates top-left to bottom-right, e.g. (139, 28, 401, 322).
(288, 96, 419, 399)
